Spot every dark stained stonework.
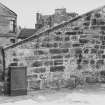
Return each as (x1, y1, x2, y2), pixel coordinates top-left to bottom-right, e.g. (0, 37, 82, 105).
(49, 48, 69, 54)
(51, 55, 63, 59)
(33, 68, 46, 73)
(50, 66, 65, 72)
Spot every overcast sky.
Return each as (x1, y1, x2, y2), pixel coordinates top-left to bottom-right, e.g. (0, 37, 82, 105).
(0, 0, 105, 28)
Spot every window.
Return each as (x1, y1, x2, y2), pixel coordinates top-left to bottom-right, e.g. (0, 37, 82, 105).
(9, 20, 16, 33)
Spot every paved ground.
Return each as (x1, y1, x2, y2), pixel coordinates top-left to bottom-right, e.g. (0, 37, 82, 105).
(0, 83, 105, 105)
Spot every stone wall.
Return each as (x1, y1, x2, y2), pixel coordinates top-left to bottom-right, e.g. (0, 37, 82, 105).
(0, 13, 17, 47)
(0, 37, 16, 47)
(4, 6, 105, 91)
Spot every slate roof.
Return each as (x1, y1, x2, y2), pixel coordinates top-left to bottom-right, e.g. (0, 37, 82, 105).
(17, 28, 37, 39)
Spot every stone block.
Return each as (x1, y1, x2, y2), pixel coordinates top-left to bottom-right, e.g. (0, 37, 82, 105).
(65, 79, 76, 89)
(44, 60, 53, 66)
(51, 55, 63, 59)
(79, 38, 89, 44)
(37, 50, 48, 55)
(33, 68, 46, 73)
(41, 43, 53, 48)
(54, 36, 63, 41)
(90, 59, 95, 65)
(102, 55, 105, 59)
(72, 43, 81, 47)
(94, 45, 99, 49)
(54, 60, 63, 65)
(65, 54, 70, 58)
(50, 66, 65, 72)
(64, 37, 70, 41)
(84, 49, 89, 54)
(55, 31, 62, 35)
(27, 74, 38, 80)
(101, 26, 105, 30)
(28, 80, 40, 90)
(91, 48, 97, 54)
(98, 50, 104, 54)
(49, 48, 69, 54)
(100, 45, 105, 49)
(85, 76, 98, 83)
(65, 31, 77, 35)
(100, 36, 105, 41)
(102, 41, 105, 45)
(60, 43, 71, 48)
(31, 61, 43, 67)
(71, 35, 78, 41)
(82, 59, 89, 65)
(53, 43, 58, 47)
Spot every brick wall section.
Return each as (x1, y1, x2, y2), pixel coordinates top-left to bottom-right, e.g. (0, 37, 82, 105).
(4, 6, 105, 90)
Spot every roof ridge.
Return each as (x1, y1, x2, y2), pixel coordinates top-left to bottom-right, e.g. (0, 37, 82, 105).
(4, 5, 105, 50)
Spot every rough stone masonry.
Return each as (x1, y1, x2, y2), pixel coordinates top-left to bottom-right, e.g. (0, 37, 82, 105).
(4, 5, 105, 91)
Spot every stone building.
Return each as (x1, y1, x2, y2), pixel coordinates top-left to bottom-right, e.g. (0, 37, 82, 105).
(4, 5, 105, 91)
(0, 2, 17, 93)
(35, 8, 78, 33)
(18, 8, 78, 41)
(0, 2, 17, 47)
